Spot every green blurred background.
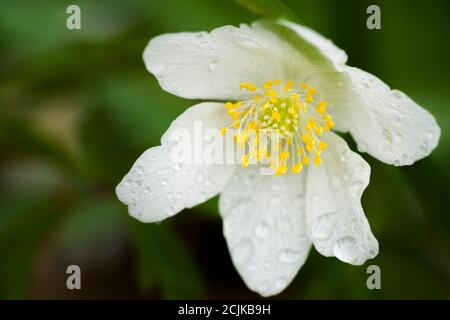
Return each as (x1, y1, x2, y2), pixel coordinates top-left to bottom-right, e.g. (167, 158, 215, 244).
(0, 0, 449, 299)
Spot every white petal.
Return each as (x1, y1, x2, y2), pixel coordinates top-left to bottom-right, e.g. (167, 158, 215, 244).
(116, 102, 234, 222)
(306, 131, 378, 265)
(330, 67, 441, 166)
(219, 167, 311, 297)
(144, 21, 344, 100)
(280, 20, 347, 71)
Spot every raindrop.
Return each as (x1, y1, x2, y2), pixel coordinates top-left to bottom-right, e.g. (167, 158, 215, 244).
(393, 135, 403, 144)
(136, 165, 144, 174)
(232, 239, 253, 264)
(275, 277, 287, 289)
(311, 212, 336, 240)
(161, 179, 168, 186)
(331, 177, 341, 190)
(278, 249, 301, 264)
(208, 60, 218, 71)
(173, 163, 182, 171)
(333, 237, 358, 264)
(196, 171, 204, 183)
(143, 187, 151, 194)
(349, 182, 363, 198)
(254, 222, 270, 239)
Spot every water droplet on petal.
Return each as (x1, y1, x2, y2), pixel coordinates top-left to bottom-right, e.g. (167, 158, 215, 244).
(196, 172, 204, 183)
(254, 222, 270, 239)
(232, 239, 253, 264)
(278, 249, 301, 264)
(333, 237, 358, 264)
(275, 277, 287, 289)
(311, 212, 336, 240)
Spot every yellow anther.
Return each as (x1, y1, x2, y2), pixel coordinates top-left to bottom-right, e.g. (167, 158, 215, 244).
(288, 107, 297, 115)
(263, 80, 273, 89)
(234, 101, 243, 108)
(233, 121, 240, 129)
(220, 128, 227, 136)
(265, 89, 277, 97)
(318, 141, 328, 151)
(308, 87, 317, 95)
(314, 154, 322, 165)
(280, 151, 290, 159)
(274, 80, 282, 85)
(272, 111, 281, 122)
(247, 122, 258, 130)
(240, 82, 249, 90)
(316, 101, 327, 114)
(225, 102, 234, 110)
(301, 133, 309, 143)
(241, 154, 250, 168)
(275, 165, 287, 176)
(302, 156, 310, 165)
(306, 141, 315, 152)
(300, 82, 308, 89)
(290, 93, 300, 100)
(252, 95, 261, 101)
(306, 93, 313, 103)
(292, 162, 303, 173)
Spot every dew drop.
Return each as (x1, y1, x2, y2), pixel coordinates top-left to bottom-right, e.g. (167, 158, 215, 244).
(254, 222, 270, 239)
(232, 239, 253, 264)
(136, 165, 144, 174)
(196, 172, 204, 183)
(333, 237, 358, 264)
(208, 60, 218, 71)
(311, 212, 336, 240)
(275, 277, 287, 289)
(331, 177, 342, 190)
(161, 179, 168, 186)
(278, 249, 301, 264)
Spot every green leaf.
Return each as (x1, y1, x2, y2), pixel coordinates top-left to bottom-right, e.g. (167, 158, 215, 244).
(0, 190, 58, 298)
(127, 217, 205, 299)
(233, 0, 299, 21)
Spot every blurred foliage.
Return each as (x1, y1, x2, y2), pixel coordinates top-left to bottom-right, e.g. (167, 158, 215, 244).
(0, 0, 449, 299)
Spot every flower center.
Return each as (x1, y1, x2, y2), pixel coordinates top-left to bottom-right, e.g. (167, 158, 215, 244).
(221, 80, 334, 176)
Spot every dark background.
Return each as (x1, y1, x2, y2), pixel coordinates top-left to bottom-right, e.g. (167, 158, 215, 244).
(0, 0, 449, 299)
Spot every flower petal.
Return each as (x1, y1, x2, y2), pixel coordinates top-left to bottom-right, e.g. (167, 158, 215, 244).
(116, 102, 234, 222)
(305, 131, 378, 265)
(219, 167, 311, 297)
(144, 20, 343, 100)
(331, 67, 440, 166)
(280, 20, 347, 71)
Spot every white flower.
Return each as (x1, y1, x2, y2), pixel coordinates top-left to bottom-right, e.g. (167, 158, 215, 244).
(116, 20, 440, 297)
